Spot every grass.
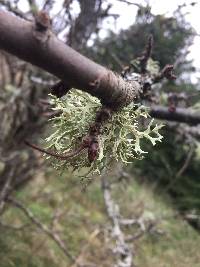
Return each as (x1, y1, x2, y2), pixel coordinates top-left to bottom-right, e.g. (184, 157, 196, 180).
(0, 167, 200, 267)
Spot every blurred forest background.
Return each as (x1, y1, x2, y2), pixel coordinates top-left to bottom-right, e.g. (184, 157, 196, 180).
(0, 0, 200, 266)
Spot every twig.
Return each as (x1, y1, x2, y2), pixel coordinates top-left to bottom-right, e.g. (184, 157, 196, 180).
(139, 35, 153, 74)
(176, 145, 195, 178)
(163, 144, 195, 192)
(6, 197, 75, 262)
(117, 0, 141, 7)
(25, 140, 86, 160)
(101, 174, 134, 267)
(0, 169, 14, 215)
(153, 64, 176, 83)
(110, 52, 124, 70)
(42, 0, 54, 12)
(0, 220, 30, 231)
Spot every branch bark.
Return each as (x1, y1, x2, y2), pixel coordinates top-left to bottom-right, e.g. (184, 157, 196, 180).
(150, 106, 200, 125)
(1, 10, 200, 125)
(0, 10, 140, 109)
(101, 174, 134, 267)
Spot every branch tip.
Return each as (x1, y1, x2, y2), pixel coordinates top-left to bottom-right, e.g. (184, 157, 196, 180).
(139, 34, 154, 74)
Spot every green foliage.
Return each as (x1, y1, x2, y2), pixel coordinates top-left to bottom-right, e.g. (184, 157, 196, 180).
(45, 90, 163, 177)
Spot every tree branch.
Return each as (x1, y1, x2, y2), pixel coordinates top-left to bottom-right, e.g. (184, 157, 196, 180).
(149, 106, 200, 125)
(101, 174, 134, 267)
(0, 10, 140, 109)
(1, 10, 199, 126)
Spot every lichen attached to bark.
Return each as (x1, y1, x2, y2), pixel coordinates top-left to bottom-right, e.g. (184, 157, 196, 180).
(45, 89, 163, 178)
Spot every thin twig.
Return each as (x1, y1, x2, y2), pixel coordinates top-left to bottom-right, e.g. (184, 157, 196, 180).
(163, 144, 195, 192)
(7, 197, 75, 262)
(0, 169, 14, 215)
(139, 35, 153, 74)
(117, 0, 141, 7)
(176, 145, 195, 178)
(0, 220, 30, 231)
(153, 64, 176, 83)
(25, 140, 86, 160)
(101, 174, 134, 267)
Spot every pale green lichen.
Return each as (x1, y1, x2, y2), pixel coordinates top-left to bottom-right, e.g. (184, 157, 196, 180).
(45, 89, 163, 177)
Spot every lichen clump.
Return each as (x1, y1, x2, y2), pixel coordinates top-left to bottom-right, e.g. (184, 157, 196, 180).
(45, 89, 163, 176)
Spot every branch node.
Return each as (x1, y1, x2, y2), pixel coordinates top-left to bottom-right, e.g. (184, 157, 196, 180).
(154, 64, 176, 83)
(35, 11, 51, 32)
(33, 11, 51, 43)
(89, 78, 101, 88)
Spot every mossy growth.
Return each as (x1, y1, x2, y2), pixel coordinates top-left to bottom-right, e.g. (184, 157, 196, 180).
(45, 89, 163, 178)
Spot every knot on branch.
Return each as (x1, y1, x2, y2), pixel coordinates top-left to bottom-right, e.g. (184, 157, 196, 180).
(33, 11, 51, 43)
(99, 71, 142, 110)
(35, 11, 51, 31)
